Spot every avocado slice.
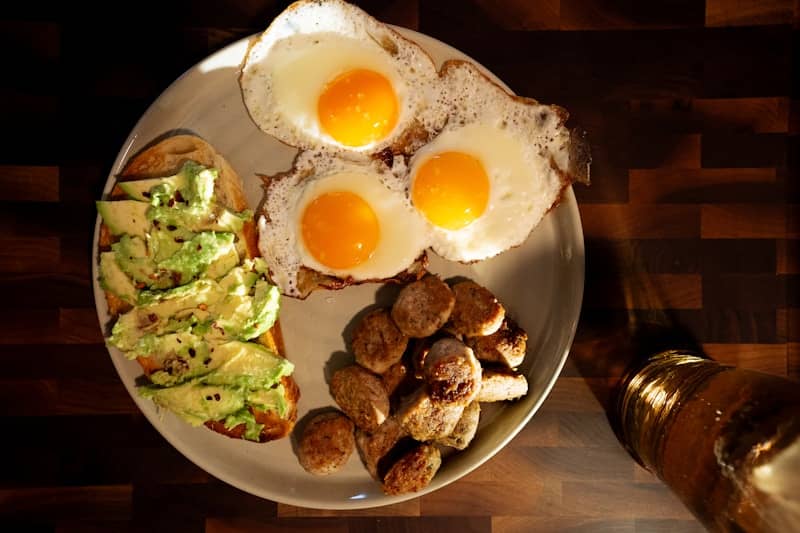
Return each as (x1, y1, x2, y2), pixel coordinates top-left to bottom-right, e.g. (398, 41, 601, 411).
(118, 174, 187, 202)
(139, 382, 245, 427)
(201, 341, 293, 389)
(97, 200, 150, 239)
(99, 251, 137, 304)
(247, 384, 289, 418)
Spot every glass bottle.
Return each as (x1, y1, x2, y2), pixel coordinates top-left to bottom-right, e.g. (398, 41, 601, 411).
(615, 350, 800, 532)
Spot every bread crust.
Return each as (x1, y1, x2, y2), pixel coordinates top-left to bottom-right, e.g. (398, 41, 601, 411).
(99, 134, 298, 443)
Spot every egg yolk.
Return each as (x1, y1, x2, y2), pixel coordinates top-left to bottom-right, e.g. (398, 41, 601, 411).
(317, 69, 398, 147)
(412, 151, 490, 230)
(301, 191, 380, 269)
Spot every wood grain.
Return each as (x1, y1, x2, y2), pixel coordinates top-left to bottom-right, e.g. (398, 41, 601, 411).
(1, 1, 796, 531)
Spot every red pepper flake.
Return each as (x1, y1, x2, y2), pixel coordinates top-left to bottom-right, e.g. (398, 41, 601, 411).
(198, 303, 208, 311)
(214, 393, 221, 401)
(148, 313, 158, 323)
(168, 198, 175, 207)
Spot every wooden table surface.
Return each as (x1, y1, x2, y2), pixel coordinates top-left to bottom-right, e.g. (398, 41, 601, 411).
(1, 1, 797, 531)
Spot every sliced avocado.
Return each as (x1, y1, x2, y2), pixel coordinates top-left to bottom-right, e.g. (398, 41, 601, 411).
(159, 232, 236, 286)
(131, 331, 215, 386)
(97, 200, 150, 239)
(201, 341, 293, 389)
(206, 243, 240, 280)
(149, 225, 196, 263)
(148, 204, 248, 234)
(118, 174, 187, 202)
(137, 278, 225, 317)
(113, 235, 163, 289)
(99, 251, 137, 304)
(139, 382, 245, 426)
(222, 408, 264, 441)
(247, 384, 289, 418)
(238, 281, 280, 340)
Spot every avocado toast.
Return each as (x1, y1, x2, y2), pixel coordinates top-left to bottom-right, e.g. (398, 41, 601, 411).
(97, 135, 299, 442)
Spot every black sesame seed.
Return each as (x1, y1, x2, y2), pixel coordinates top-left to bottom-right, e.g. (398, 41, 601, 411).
(205, 395, 213, 401)
(204, 358, 212, 365)
(167, 225, 177, 231)
(188, 348, 196, 358)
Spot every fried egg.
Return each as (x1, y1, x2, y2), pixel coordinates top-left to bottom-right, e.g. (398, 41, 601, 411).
(404, 60, 582, 263)
(240, 0, 445, 155)
(258, 152, 429, 297)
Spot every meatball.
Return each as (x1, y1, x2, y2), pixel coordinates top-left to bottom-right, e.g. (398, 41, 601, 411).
(423, 338, 482, 406)
(448, 281, 505, 337)
(330, 365, 390, 432)
(391, 275, 455, 337)
(466, 317, 527, 368)
(382, 443, 442, 495)
(351, 308, 408, 374)
(297, 411, 355, 475)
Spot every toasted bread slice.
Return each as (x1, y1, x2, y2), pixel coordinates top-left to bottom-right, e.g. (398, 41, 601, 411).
(99, 134, 298, 442)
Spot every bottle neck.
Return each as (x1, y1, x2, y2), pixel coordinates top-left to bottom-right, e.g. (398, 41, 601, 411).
(616, 350, 727, 476)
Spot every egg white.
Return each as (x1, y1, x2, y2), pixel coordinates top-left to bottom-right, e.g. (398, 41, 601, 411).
(240, 0, 445, 155)
(258, 153, 429, 297)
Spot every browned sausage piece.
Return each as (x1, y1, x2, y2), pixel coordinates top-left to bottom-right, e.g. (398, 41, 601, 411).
(391, 275, 455, 338)
(448, 280, 505, 337)
(396, 387, 464, 441)
(330, 365, 390, 432)
(382, 361, 410, 397)
(423, 338, 482, 406)
(355, 417, 407, 480)
(297, 411, 355, 475)
(466, 317, 527, 369)
(436, 400, 480, 450)
(351, 308, 408, 374)
(382, 443, 442, 495)
(475, 368, 529, 402)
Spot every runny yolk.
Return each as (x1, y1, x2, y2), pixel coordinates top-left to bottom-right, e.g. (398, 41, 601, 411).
(412, 151, 490, 230)
(317, 69, 398, 147)
(301, 191, 380, 270)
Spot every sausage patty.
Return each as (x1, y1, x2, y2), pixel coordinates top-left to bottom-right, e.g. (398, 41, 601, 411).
(297, 411, 355, 475)
(391, 275, 455, 338)
(351, 308, 408, 374)
(330, 365, 390, 432)
(466, 317, 527, 368)
(448, 280, 505, 337)
(382, 443, 442, 495)
(423, 337, 482, 406)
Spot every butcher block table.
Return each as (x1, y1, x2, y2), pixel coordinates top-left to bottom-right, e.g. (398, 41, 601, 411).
(1, 1, 797, 531)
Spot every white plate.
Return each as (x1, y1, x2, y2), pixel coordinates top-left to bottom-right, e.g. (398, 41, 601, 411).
(92, 27, 585, 509)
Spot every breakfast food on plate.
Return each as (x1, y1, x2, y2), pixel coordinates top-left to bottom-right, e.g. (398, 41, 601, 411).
(351, 308, 408, 374)
(96, 135, 298, 442)
(436, 401, 480, 450)
(382, 443, 442, 496)
(258, 151, 428, 298)
(448, 280, 505, 337)
(403, 59, 590, 263)
(297, 411, 356, 475)
(330, 365, 391, 432)
(466, 317, 527, 369)
(304, 277, 528, 494)
(422, 338, 482, 405)
(390, 274, 455, 337)
(240, 0, 445, 156)
(249, 1, 590, 301)
(476, 369, 530, 402)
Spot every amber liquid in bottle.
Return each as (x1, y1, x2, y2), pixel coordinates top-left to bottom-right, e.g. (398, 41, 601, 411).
(616, 350, 800, 532)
